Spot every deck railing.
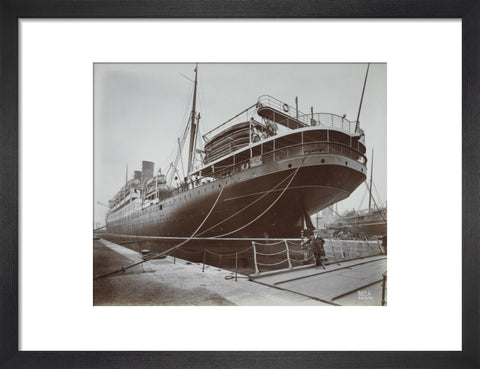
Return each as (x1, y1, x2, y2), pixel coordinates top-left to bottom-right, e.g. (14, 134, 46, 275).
(211, 140, 366, 180)
(256, 95, 305, 123)
(257, 94, 362, 135)
(203, 95, 364, 143)
(202, 104, 257, 142)
(156, 139, 366, 203)
(299, 113, 358, 135)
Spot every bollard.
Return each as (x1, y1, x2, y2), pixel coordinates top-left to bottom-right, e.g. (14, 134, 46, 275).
(235, 252, 238, 282)
(202, 249, 206, 272)
(381, 272, 387, 306)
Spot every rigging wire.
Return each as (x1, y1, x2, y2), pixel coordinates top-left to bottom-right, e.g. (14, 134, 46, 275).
(163, 81, 195, 175)
(358, 185, 368, 210)
(363, 182, 387, 222)
(199, 82, 208, 131)
(372, 181, 383, 207)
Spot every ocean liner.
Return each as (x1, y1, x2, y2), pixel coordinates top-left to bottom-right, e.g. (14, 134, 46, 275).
(105, 65, 368, 240)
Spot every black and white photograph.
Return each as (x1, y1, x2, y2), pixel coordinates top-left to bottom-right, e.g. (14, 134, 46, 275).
(93, 63, 387, 306)
(5, 11, 470, 367)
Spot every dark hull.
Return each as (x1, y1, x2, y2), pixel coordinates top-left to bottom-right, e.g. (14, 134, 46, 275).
(106, 154, 366, 239)
(350, 215, 387, 237)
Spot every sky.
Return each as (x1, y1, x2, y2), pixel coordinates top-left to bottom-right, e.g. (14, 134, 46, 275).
(94, 63, 386, 226)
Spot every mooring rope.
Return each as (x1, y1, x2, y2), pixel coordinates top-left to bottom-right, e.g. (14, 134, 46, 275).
(205, 246, 254, 257)
(251, 240, 285, 247)
(211, 157, 306, 238)
(286, 249, 304, 254)
(196, 168, 298, 237)
(173, 248, 205, 255)
(94, 178, 229, 280)
(254, 249, 287, 256)
(101, 234, 302, 242)
(143, 177, 229, 260)
(95, 157, 310, 279)
(256, 259, 289, 267)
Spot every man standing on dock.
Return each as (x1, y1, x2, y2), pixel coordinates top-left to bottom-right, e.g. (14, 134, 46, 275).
(302, 231, 326, 269)
(312, 234, 327, 269)
(381, 234, 387, 255)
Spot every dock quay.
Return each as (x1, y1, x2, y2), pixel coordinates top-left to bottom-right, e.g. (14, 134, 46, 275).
(94, 238, 386, 306)
(251, 256, 387, 306)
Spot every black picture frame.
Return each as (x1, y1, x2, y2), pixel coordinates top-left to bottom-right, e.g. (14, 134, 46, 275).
(1, 1, 478, 368)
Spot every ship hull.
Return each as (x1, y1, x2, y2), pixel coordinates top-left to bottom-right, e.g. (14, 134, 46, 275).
(328, 210, 387, 238)
(106, 154, 366, 239)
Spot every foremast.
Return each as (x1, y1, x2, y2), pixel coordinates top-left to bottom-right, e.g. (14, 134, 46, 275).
(187, 63, 199, 174)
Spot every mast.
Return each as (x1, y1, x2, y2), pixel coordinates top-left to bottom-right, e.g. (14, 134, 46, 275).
(355, 63, 370, 133)
(187, 64, 199, 174)
(192, 112, 201, 166)
(295, 96, 299, 119)
(123, 164, 128, 200)
(368, 148, 374, 212)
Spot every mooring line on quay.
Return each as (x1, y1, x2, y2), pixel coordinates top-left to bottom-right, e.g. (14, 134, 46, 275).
(211, 156, 305, 238)
(196, 167, 298, 237)
(94, 170, 303, 280)
(95, 157, 307, 276)
(94, 177, 230, 280)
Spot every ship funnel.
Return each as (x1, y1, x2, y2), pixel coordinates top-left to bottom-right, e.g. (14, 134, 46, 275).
(142, 161, 154, 182)
(134, 170, 142, 182)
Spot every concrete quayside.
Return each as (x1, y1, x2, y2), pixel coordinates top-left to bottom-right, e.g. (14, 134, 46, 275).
(93, 238, 387, 306)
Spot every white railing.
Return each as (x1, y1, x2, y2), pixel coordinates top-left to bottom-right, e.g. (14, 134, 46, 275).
(202, 103, 257, 142)
(298, 113, 358, 135)
(256, 95, 306, 124)
(203, 95, 363, 144)
(257, 94, 362, 135)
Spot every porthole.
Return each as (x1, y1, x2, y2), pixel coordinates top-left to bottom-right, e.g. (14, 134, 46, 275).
(288, 163, 292, 168)
(345, 161, 348, 166)
(321, 159, 325, 163)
